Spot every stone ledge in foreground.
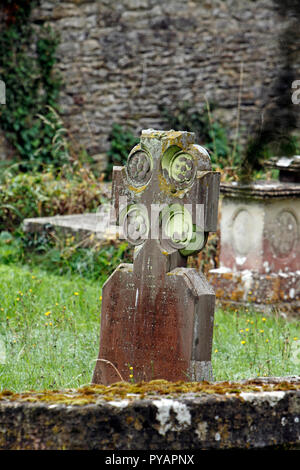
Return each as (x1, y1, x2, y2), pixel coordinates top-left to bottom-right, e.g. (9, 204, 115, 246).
(0, 377, 299, 450)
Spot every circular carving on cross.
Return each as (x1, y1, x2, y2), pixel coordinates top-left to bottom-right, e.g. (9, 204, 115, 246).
(127, 151, 152, 186)
(161, 147, 196, 190)
(161, 204, 193, 250)
(232, 209, 253, 256)
(160, 204, 207, 255)
(270, 210, 298, 258)
(169, 152, 195, 185)
(122, 205, 149, 245)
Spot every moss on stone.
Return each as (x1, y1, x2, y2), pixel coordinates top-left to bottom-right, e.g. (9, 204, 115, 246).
(0, 379, 299, 406)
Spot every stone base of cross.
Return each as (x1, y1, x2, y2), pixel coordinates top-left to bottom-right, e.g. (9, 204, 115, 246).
(92, 130, 220, 385)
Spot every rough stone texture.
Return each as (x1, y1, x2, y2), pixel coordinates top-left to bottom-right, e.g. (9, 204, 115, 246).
(0, 0, 293, 163)
(208, 269, 300, 316)
(0, 378, 299, 450)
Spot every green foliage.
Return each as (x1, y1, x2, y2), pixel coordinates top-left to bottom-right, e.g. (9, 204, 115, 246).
(0, 165, 107, 232)
(34, 106, 70, 168)
(0, 230, 24, 264)
(106, 124, 139, 179)
(19, 230, 131, 282)
(213, 307, 300, 380)
(0, 2, 65, 168)
(159, 101, 241, 170)
(0, 225, 131, 283)
(239, 134, 300, 182)
(0, 263, 100, 391)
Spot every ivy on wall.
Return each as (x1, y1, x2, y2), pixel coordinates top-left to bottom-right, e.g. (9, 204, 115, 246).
(0, 0, 67, 169)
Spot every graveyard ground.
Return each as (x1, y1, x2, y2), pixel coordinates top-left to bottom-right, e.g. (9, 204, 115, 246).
(0, 263, 298, 392)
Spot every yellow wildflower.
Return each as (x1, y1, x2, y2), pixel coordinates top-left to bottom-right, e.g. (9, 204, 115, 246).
(44, 311, 51, 316)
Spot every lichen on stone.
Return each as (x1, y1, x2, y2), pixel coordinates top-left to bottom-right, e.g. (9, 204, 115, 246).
(0, 378, 299, 407)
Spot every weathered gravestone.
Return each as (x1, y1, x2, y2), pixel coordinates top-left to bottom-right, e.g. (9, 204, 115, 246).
(209, 155, 300, 314)
(92, 130, 220, 385)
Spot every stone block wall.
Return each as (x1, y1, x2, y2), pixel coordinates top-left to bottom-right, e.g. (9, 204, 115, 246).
(2, 0, 300, 166)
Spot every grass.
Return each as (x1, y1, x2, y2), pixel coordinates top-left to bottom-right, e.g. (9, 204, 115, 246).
(212, 308, 300, 381)
(0, 264, 100, 391)
(0, 263, 299, 392)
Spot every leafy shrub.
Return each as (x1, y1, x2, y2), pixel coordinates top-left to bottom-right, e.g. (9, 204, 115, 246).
(0, 165, 110, 232)
(0, 1, 66, 168)
(0, 227, 131, 283)
(0, 230, 24, 264)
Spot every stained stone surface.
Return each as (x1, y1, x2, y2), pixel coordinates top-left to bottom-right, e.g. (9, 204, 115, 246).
(93, 130, 220, 385)
(209, 180, 300, 313)
(0, 377, 299, 450)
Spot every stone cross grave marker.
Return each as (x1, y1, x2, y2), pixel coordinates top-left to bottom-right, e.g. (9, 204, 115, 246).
(92, 129, 220, 385)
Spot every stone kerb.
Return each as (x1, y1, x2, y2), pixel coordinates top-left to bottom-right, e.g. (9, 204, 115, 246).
(0, 377, 299, 450)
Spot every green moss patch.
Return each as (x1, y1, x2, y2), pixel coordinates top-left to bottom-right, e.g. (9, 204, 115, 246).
(0, 379, 299, 406)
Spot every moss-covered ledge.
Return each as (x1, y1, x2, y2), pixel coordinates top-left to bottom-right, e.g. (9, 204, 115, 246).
(0, 377, 299, 450)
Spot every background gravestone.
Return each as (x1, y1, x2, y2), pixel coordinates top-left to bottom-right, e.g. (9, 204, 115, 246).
(209, 157, 300, 314)
(92, 129, 220, 385)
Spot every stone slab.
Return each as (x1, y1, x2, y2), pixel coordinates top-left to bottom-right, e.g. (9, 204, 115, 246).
(23, 212, 119, 246)
(0, 377, 299, 450)
(220, 180, 300, 199)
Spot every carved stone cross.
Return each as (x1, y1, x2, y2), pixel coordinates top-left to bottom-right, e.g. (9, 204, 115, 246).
(92, 129, 220, 385)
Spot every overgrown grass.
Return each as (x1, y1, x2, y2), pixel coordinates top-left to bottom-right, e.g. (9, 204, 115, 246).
(0, 264, 100, 391)
(212, 307, 300, 381)
(0, 264, 298, 392)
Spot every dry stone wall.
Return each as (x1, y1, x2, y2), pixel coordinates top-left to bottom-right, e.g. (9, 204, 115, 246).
(2, 0, 300, 167)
